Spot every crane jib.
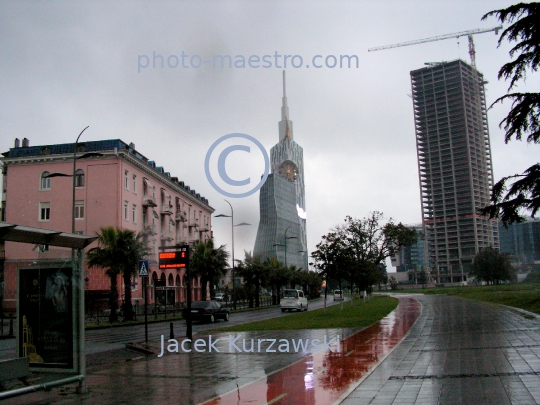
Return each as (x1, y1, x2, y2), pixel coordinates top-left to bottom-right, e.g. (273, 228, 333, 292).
(367, 25, 503, 53)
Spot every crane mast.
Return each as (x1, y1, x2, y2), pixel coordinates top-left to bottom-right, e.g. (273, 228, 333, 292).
(368, 26, 502, 69)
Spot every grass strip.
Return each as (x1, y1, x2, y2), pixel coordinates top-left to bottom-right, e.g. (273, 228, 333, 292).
(397, 283, 540, 315)
(213, 296, 398, 331)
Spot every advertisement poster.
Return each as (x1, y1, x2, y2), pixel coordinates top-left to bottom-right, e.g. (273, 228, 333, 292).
(18, 267, 74, 369)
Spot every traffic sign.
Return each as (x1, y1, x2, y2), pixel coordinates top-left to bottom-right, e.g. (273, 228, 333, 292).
(138, 260, 149, 277)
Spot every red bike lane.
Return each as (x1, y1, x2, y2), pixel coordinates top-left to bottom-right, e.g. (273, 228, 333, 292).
(201, 296, 421, 405)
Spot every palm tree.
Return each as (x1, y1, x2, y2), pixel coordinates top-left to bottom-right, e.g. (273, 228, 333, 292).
(118, 230, 148, 321)
(87, 227, 148, 322)
(236, 251, 266, 308)
(190, 239, 229, 300)
(87, 227, 122, 323)
(266, 258, 290, 305)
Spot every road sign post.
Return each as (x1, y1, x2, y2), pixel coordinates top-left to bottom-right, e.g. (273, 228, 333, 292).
(138, 260, 149, 344)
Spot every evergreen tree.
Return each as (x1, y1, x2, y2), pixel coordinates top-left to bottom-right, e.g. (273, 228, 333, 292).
(470, 248, 514, 284)
(480, 3, 540, 223)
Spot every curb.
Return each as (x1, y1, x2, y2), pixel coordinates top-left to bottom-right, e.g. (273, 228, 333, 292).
(125, 342, 161, 355)
(502, 304, 540, 321)
(85, 315, 185, 331)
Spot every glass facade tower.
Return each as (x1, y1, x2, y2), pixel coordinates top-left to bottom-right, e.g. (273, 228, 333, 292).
(254, 71, 308, 269)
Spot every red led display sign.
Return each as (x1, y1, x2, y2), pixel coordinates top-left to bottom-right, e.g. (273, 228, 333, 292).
(158, 250, 188, 269)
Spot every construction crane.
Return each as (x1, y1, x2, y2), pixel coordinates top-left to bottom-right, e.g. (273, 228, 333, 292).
(368, 26, 502, 69)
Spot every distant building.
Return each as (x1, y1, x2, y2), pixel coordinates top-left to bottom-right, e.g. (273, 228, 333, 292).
(254, 72, 308, 269)
(410, 60, 499, 283)
(390, 224, 427, 283)
(391, 224, 425, 272)
(1, 138, 213, 312)
(499, 218, 540, 272)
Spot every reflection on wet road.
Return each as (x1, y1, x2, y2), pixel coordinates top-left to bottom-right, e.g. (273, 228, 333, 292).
(201, 297, 421, 405)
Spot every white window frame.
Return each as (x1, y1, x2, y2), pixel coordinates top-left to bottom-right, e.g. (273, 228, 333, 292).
(39, 202, 50, 222)
(74, 169, 85, 188)
(132, 174, 137, 194)
(132, 204, 137, 223)
(75, 200, 85, 220)
(124, 201, 129, 221)
(40, 172, 51, 190)
(124, 170, 129, 190)
(131, 276, 138, 291)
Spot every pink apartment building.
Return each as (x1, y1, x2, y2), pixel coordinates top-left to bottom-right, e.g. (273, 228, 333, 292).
(0, 138, 213, 313)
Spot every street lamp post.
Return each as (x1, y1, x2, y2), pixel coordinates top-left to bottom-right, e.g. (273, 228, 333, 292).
(215, 200, 250, 310)
(44, 127, 106, 394)
(273, 225, 297, 268)
(45, 127, 103, 234)
(72, 127, 88, 233)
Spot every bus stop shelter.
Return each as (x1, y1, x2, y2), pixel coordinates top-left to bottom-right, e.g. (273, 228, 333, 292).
(0, 222, 96, 400)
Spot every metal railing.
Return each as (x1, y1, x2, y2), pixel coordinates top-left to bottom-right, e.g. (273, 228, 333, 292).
(221, 296, 275, 310)
(84, 297, 278, 324)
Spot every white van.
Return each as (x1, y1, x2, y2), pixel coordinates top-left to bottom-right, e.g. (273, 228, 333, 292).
(333, 289, 344, 301)
(280, 289, 308, 312)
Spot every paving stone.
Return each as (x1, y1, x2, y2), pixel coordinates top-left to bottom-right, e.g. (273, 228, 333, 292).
(343, 294, 540, 405)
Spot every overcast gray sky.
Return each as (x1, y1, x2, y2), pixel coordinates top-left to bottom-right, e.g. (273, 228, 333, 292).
(1, 1, 538, 272)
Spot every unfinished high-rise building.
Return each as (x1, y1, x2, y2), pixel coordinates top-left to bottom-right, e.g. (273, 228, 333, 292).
(411, 59, 499, 283)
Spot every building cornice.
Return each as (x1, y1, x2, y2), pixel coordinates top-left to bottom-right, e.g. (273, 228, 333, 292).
(1, 150, 214, 212)
(116, 150, 214, 211)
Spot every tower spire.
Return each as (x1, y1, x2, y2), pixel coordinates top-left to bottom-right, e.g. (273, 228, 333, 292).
(282, 70, 288, 107)
(279, 70, 292, 140)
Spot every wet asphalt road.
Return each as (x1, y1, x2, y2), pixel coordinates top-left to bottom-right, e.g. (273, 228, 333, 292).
(0, 297, 346, 358)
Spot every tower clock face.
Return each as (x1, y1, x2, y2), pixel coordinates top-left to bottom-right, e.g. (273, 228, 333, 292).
(278, 160, 298, 182)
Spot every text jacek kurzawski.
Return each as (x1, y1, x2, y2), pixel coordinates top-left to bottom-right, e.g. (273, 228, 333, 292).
(158, 334, 341, 357)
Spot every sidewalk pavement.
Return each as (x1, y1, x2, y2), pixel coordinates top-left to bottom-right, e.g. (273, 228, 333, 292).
(3, 294, 539, 405)
(342, 294, 540, 405)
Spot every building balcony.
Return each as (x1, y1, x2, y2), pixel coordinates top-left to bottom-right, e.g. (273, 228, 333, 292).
(175, 212, 187, 222)
(142, 196, 157, 207)
(160, 204, 173, 216)
(143, 224, 157, 235)
(176, 237, 188, 245)
(161, 232, 174, 242)
(188, 220, 199, 228)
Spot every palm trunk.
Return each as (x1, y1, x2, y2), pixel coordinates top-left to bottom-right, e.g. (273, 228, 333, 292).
(339, 280, 343, 311)
(248, 285, 254, 308)
(200, 276, 207, 300)
(109, 274, 119, 323)
(123, 271, 134, 321)
(255, 281, 260, 308)
(208, 279, 214, 300)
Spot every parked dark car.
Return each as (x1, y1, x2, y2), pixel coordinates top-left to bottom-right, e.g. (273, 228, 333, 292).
(181, 300, 230, 323)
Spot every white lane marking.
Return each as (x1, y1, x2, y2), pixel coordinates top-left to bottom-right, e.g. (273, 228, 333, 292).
(266, 393, 287, 404)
